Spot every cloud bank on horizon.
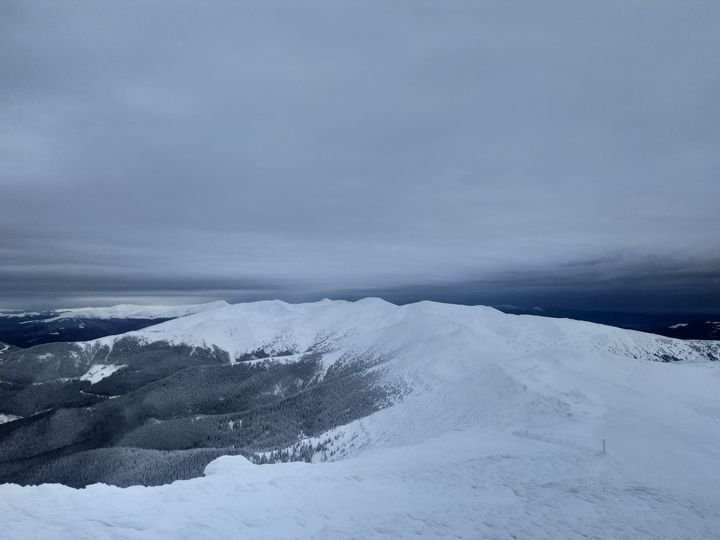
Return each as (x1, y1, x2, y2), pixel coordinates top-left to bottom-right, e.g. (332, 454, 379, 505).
(1, 1, 719, 311)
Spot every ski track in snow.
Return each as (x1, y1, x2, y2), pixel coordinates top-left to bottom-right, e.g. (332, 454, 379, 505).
(1, 299, 720, 539)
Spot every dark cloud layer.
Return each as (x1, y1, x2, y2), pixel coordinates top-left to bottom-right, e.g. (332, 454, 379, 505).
(1, 1, 719, 310)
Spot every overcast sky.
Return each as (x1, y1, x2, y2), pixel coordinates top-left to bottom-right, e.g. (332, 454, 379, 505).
(1, 1, 719, 311)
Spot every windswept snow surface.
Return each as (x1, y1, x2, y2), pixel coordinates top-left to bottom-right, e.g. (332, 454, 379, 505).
(3, 299, 720, 539)
(44, 301, 230, 321)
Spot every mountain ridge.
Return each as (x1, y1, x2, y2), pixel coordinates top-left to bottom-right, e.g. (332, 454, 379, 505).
(1, 298, 719, 538)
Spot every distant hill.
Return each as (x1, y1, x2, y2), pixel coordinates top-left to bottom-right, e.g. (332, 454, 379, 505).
(0, 302, 229, 347)
(494, 305, 720, 340)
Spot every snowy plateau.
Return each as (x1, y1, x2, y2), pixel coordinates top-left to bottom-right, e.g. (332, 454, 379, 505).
(1, 298, 720, 539)
(43, 300, 231, 321)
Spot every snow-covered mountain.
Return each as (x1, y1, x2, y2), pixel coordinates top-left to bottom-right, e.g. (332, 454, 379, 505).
(1, 299, 719, 539)
(94, 297, 719, 364)
(46, 300, 230, 321)
(0, 301, 230, 347)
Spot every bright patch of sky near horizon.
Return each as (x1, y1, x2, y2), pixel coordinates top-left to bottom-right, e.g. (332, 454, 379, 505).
(1, 1, 719, 310)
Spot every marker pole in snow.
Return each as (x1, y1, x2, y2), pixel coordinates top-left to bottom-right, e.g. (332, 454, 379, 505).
(602, 439, 606, 455)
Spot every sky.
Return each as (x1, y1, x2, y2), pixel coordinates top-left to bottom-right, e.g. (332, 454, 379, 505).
(1, 1, 719, 312)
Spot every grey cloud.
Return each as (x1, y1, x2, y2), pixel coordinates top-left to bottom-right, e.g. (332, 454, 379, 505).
(1, 1, 719, 310)
(338, 256, 720, 313)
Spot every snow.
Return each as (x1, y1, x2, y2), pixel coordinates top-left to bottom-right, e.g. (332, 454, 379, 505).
(2, 299, 720, 539)
(80, 364, 127, 384)
(44, 301, 230, 321)
(91, 297, 715, 367)
(0, 311, 43, 318)
(0, 414, 21, 425)
(669, 323, 688, 329)
(93, 298, 407, 362)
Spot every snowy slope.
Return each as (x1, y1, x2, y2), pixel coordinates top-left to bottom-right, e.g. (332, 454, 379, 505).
(0, 301, 232, 348)
(92, 297, 718, 364)
(46, 300, 230, 321)
(2, 299, 720, 539)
